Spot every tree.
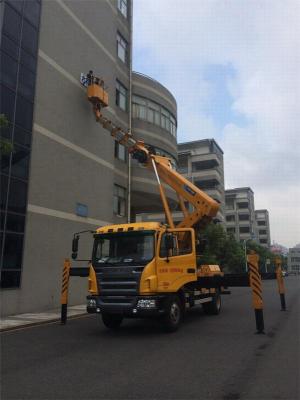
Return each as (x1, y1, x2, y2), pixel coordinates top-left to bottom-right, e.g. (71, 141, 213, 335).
(198, 223, 245, 273)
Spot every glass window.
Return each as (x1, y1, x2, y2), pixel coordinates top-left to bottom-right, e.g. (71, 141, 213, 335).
(1, 174, 9, 211)
(160, 231, 192, 258)
(10, 145, 30, 179)
(15, 95, 33, 131)
(24, 0, 41, 27)
(260, 239, 267, 244)
(238, 214, 249, 221)
(21, 19, 38, 55)
(1, 34, 19, 60)
(147, 108, 154, 123)
(7, 177, 28, 214)
(20, 48, 37, 73)
(225, 199, 234, 210)
(6, 212, 25, 233)
(114, 142, 126, 162)
(239, 227, 250, 233)
(113, 184, 126, 216)
(18, 63, 36, 101)
(3, 4, 22, 43)
(226, 215, 235, 222)
(117, 32, 128, 63)
(0, 84, 16, 123)
(257, 221, 266, 226)
(0, 270, 21, 288)
(6, 0, 24, 13)
(0, 51, 18, 90)
(117, 0, 127, 18)
(1, 149, 11, 176)
(259, 230, 267, 235)
(116, 80, 127, 111)
(227, 227, 236, 234)
(3, 232, 24, 269)
(154, 111, 160, 125)
(93, 232, 154, 265)
(14, 126, 32, 148)
(237, 202, 248, 209)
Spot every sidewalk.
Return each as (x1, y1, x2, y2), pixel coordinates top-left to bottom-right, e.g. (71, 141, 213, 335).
(0, 304, 87, 332)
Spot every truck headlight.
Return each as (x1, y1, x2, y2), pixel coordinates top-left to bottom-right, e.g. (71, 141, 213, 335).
(88, 299, 96, 307)
(137, 299, 156, 309)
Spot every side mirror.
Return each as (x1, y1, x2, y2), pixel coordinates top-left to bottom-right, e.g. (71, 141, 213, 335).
(72, 235, 79, 259)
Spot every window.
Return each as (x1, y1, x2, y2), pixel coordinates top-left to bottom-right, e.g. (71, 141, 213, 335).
(160, 231, 192, 258)
(238, 214, 249, 221)
(225, 199, 234, 210)
(239, 227, 250, 233)
(227, 227, 236, 234)
(113, 184, 126, 216)
(259, 230, 267, 235)
(3, 4, 22, 42)
(226, 215, 235, 222)
(257, 221, 266, 226)
(115, 142, 126, 162)
(15, 95, 34, 131)
(18, 64, 36, 101)
(21, 19, 38, 55)
(1, 51, 18, 90)
(24, 0, 41, 27)
(117, 32, 128, 63)
(260, 239, 267, 244)
(237, 202, 248, 209)
(116, 80, 127, 111)
(118, 0, 128, 18)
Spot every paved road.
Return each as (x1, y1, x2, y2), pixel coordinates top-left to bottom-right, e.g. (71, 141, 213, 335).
(2, 277, 299, 400)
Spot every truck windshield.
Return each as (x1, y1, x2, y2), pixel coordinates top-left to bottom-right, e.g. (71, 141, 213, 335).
(93, 231, 155, 265)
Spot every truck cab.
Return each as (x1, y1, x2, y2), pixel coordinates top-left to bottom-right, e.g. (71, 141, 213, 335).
(86, 222, 221, 331)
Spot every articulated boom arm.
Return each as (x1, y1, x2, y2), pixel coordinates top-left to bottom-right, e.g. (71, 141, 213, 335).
(86, 79, 219, 229)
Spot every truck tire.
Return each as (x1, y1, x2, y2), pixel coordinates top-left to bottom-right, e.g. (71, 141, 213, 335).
(202, 290, 221, 315)
(101, 313, 123, 330)
(161, 295, 182, 332)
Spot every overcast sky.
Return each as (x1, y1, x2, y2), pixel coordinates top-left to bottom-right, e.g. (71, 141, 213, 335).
(133, 0, 300, 248)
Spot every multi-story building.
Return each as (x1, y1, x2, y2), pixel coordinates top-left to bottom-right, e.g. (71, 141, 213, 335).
(255, 209, 271, 248)
(287, 246, 300, 274)
(177, 139, 225, 224)
(225, 187, 257, 243)
(0, 0, 177, 316)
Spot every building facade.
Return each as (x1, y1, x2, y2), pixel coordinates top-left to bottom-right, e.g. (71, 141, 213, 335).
(131, 72, 178, 216)
(255, 209, 271, 248)
(225, 187, 258, 243)
(0, 0, 178, 316)
(287, 246, 300, 274)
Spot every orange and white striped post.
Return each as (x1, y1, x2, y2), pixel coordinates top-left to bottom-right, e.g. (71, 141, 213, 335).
(61, 258, 71, 324)
(247, 250, 265, 334)
(275, 257, 286, 311)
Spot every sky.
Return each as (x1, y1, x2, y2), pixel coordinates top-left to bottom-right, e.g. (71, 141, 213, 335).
(132, 0, 300, 248)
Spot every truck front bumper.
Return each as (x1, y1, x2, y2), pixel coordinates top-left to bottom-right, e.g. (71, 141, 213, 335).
(86, 295, 167, 317)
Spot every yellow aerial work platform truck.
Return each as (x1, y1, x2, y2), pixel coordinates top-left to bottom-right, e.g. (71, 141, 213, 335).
(62, 73, 281, 333)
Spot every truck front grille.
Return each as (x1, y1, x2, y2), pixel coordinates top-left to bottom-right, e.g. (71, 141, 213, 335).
(95, 265, 143, 296)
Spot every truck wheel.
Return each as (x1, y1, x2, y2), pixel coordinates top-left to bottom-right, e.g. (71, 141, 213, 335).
(202, 290, 221, 315)
(162, 295, 182, 332)
(101, 313, 123, 330)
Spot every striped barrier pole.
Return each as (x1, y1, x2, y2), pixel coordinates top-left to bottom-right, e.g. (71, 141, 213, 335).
(275, 257, 286, 311)
(247, 251, 265, 334)
(61, 258, 71, 324)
